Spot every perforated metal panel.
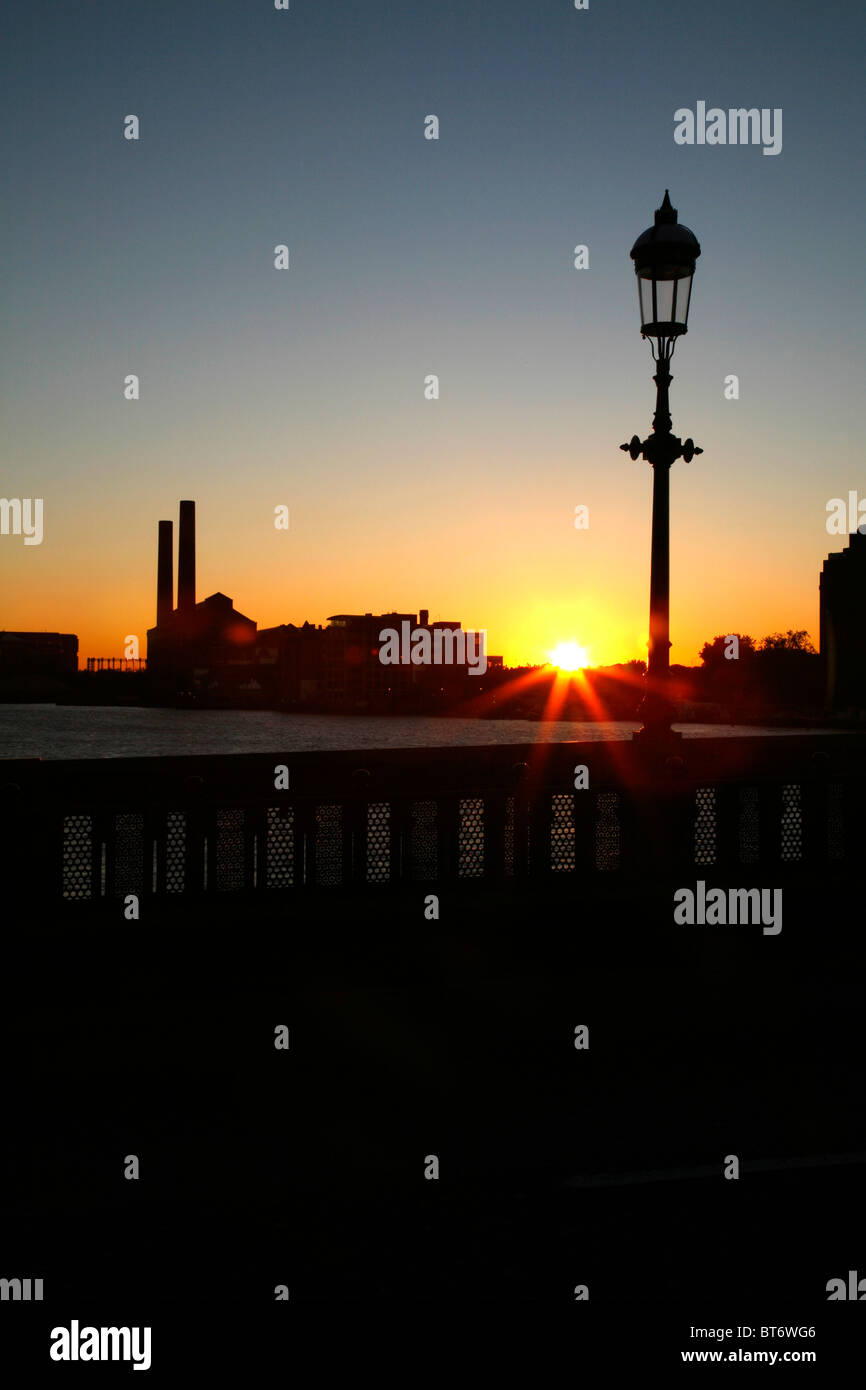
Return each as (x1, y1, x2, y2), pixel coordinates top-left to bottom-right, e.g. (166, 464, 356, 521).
(694, 787, 717, 866)
(780, 783, 802, 862)
(827, 783, 844, 861)
(215, 808, 245, 891)
(62, 815, 93, 899)
(409, 800, 438, 880)
(458, 798, 484, 878)
(504, 795, 515, 877)
(315, 804, 343, 886)
(594, 791, 621, 871)
(550, 794, 575, 872)
(366, 802, 390, 883)
(165, 811, 186, 893)
(113, 812, 144, 896)
(738, 786, 759, 864)
(266, 806, 294, 887)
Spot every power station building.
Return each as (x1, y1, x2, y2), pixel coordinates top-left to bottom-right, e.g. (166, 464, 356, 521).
(146, 501, 498, 706)
(146, 501, 258, 697)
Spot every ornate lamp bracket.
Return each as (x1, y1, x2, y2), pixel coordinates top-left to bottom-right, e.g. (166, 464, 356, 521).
(619, 434, 703, 466)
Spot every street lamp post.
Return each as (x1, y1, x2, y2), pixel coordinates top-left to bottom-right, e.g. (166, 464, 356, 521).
(622, 191, 702, 742)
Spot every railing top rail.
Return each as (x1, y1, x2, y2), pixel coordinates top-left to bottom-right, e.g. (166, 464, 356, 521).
(1, 731, 863, 810)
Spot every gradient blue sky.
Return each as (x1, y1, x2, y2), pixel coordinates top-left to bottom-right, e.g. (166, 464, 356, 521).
(1, 0, 864, 665)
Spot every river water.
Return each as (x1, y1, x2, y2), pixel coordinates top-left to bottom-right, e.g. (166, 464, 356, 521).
(0, 704, 824, 760)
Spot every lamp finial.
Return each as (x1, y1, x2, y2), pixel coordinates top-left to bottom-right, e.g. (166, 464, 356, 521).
(655, 190, 678, 225)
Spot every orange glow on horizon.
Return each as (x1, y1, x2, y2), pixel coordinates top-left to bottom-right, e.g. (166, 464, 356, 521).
(0, 500, 820, 674)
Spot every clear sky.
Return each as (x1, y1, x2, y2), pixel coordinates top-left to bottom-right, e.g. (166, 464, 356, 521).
(1, 0, 864, 667)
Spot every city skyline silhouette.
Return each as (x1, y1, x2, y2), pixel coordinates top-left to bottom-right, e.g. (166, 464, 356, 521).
(1, 2, 864, 668)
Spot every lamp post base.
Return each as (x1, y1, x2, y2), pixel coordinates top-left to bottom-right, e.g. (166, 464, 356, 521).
(632, 723, 683, 745)
(633, 690, 683, 744)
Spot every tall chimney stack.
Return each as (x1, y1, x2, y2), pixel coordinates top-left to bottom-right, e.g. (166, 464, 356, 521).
(178, 500, 196, 611)
(156, 519, 173, 626)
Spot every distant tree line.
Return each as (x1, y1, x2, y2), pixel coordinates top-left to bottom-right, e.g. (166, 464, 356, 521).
(494, 635, 823, 721)
(688, 629, 821, 717)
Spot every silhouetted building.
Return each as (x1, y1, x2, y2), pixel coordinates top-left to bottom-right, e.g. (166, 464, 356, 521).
(321, 611, 498, 707)
(149, 591, 257, 694)
(145, 503, 495, 707)
(820, 530, 866, 710)
(0, 631, 78, 699)
(147, 502, 257, 695)
(324, 612, 416, 705)
(0, 631, 78, 677)
(256, 622, 325, 704)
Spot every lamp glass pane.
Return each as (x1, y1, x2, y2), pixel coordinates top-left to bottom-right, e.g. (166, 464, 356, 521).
(638, 277, 654, 327)
(654, 277, 676, 325)
(676, 274, 692, 326)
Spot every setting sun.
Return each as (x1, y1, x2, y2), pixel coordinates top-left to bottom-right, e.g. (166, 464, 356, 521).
(548, 642, 589, 672)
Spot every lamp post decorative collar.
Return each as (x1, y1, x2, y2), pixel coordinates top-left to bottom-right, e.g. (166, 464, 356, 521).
(622, 192, 704, 743)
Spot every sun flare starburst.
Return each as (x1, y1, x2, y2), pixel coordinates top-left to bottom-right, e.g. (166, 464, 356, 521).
(549, 642, 589, 672)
